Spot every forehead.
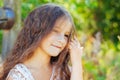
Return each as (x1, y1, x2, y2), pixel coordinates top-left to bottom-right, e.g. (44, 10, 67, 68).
(53, 16, 72, 32)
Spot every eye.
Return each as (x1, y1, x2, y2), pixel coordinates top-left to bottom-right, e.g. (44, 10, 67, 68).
(64, 34, 69, 38)
(52, 29, 59, 33)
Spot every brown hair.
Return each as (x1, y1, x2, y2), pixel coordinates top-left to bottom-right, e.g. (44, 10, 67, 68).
(0, 3, 76, 80)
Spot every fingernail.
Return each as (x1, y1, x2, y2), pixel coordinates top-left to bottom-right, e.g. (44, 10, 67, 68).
(81, 47, 84, 49)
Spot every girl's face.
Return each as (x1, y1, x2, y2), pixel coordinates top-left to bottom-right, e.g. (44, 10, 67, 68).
(39, 17, 72, 57)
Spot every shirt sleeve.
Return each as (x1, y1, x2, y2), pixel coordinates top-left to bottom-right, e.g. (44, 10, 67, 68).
(6, 68, 26, 80)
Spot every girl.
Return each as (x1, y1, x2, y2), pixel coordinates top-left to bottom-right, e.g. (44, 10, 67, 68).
(0, 3, 83, 80)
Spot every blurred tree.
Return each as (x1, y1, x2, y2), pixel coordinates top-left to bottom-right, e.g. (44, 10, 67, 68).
(1, 0, 21, 60)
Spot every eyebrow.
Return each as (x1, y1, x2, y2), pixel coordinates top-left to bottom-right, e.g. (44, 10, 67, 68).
(54, 26, 71, 34)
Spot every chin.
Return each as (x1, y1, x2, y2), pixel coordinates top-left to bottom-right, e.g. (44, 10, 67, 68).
(50, 52, 60, 57)
(51, 53, 59, 57)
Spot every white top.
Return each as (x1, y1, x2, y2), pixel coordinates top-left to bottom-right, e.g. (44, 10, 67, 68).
(6, 63, 55, 80)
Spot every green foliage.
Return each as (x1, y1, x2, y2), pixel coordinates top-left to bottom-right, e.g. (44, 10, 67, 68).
(0, 0, 3, 54)
(0, 31, 2, 54)
(0, 0, 3, 7)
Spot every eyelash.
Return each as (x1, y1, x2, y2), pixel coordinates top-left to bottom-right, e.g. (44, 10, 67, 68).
(64, 34, 69, 37)
(53, 29, 58, 33)
(52, 29, 69, 37)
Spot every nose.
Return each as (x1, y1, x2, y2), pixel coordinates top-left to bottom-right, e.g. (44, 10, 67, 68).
(57, 34, 66, 45)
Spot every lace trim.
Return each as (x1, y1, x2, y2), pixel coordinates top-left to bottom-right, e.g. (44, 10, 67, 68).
(6, 63, 55, 80)
(6, 63, 34, 80)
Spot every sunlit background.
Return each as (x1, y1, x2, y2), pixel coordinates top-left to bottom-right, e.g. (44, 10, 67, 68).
(0, 0, 120, 80)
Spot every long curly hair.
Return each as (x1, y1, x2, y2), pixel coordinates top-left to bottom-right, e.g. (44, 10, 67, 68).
(0, 3, 76, 80)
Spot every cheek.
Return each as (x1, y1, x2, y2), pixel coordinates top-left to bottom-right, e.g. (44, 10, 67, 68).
(49, 35, 57, 41)
(46, 35, 57, 45)
(64, 40, 68, 47)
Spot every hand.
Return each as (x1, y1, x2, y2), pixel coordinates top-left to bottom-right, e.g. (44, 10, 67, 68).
(68, 37, 83, 65)
(68, 37, 83, 80)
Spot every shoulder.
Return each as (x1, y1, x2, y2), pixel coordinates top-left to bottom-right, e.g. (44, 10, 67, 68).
(0, 63, 3, 72)
(6, 68, 25, 80)
(6, 64, 27, 80)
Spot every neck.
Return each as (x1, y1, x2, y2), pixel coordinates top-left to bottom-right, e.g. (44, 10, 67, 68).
(23, 47, 52, 70)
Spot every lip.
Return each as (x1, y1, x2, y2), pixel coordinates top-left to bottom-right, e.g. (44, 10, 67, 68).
(51, 44, 62, 49)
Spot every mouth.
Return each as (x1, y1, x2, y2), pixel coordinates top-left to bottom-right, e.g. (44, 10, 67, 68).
(51, 44, 62, 49)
